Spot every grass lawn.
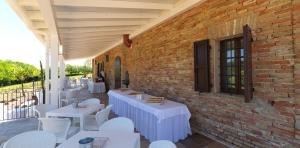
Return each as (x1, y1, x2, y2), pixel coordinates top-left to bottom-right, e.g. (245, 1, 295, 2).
(68, 74, 92, 79)
(0, 81, 41, 93)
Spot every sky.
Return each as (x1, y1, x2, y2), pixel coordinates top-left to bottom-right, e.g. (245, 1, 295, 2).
(0, 1, 86, 67)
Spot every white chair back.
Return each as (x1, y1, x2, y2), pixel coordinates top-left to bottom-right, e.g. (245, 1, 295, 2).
(3, 131, 56, 148)
(95, 105, 112, 126)
(81, 98, 100, 105)
(99, 117, 134, 133)
(38, 118, 71, 143)
(149, 140, 177, 148)
(66, 89, 79, 100)
(80, 78, 89, 88)
(34, 104, 57, 130)
(33, 104, 57, 118)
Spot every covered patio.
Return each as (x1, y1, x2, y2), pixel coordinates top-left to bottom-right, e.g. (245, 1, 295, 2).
(2, 0, 300, 147)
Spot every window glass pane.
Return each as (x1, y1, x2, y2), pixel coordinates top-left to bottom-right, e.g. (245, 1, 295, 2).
(229, 76, 235, 85)
(227, 58, 235, 66)
(240, 47, 245, 90)
(231, 50, 235, 58)
(221, 37, 245, 93)
(240, 48, 244, 57)
(227, 49, 235, 58)
(226, 51, 231, 58)
(241, 76, 244, 86)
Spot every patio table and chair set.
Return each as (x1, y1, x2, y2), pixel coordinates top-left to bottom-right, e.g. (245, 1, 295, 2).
(1, 78, 192, 148)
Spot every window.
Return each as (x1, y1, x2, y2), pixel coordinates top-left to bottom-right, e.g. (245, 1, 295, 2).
(220, 37, 244, 94)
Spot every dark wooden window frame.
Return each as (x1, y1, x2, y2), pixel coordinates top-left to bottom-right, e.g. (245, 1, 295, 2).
(220, 36, 244, 95)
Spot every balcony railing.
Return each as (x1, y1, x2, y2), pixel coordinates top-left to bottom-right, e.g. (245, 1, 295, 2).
(0, 89, 42, 121)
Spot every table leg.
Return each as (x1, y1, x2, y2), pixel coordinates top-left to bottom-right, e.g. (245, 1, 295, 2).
(80, 116, 84, 131)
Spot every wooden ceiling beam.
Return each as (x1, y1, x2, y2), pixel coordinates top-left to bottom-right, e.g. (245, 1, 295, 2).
(36, 0, 58, 36)
(57, 20, 147, 28)
(26, 11, 44, 21)
(61, 37, 120, 43)
(53, 0, 173, 10)
(59, 26, 139, 33)
(56, 11, 159, 19)
(62, 31, 130, 36)
(63, 41, 115, 46)
(61, 34, 120, 39)
(62, 40, 117, 45)
(18, 0, 39, 8)
(32, 21, 47, 29)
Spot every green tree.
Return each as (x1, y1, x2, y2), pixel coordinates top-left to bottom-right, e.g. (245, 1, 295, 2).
(0, 60, 40, 88)
(39, 61, 45, 104)
(65, 64, 92, 77)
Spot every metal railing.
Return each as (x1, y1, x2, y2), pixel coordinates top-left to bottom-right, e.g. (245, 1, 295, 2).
(0, 89, 43, 121)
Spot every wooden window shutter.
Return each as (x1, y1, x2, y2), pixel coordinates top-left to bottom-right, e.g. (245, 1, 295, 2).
(194, 39, 210, 92)
(243, 24, 253, 102)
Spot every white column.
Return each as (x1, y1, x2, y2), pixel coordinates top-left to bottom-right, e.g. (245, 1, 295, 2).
(58, 54, 65, 107)
(50, 34, 59, 106)
(45, 40, 50, 104)
(59, 54, 65, 90)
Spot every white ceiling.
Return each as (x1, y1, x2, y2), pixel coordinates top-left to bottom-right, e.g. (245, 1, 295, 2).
(52, 0, 181, 60)
(7, 0, 205, 60)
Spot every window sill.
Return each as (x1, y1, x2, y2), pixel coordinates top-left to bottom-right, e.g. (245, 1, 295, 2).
(198, 91, 245, 102)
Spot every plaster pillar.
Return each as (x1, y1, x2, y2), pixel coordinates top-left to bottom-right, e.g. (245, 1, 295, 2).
(50, 34, 59, 106)
(45, 39, 50, 104)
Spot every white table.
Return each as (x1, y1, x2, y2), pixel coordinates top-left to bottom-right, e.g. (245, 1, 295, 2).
(57, 131, 140, 148)
(88, 81, 105, 93)
(60, 87, 81, 98)
(80, 78, 89, 88)
(46, 104, 101, 130)
(108, 90, 191, 142)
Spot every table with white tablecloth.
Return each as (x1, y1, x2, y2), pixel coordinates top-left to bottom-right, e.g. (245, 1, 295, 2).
(108, 90, 191, 142)
(88, 81, 105, 93)
(57, 131, 140, 148)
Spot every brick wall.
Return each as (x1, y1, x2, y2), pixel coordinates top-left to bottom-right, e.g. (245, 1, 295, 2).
(94, 0, 300, 147)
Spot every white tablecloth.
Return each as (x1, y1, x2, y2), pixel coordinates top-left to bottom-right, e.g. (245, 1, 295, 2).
(46, 103, 101, 130)
(88, 81, 105, 93)
(57, 131, 140, 148)
(108, 90, 191, 142)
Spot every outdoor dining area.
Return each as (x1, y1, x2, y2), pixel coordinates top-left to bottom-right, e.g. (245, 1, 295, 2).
(4, 0, 298, 147)
(0, 77, 193, 148)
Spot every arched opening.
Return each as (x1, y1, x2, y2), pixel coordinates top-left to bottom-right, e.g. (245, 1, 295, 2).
(114, 57, 121, 89)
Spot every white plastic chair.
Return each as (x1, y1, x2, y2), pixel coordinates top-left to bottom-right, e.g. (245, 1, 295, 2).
(81, 98, 100, 105)
(84, 105, 112, 131)
(149, 140, 177, 148)
(99, 117, 134, 133)
(80, 78, 89, 88)
(81, 98, 104, 114)
(38, 118, 77, 144)
(33, 104, 57, 130)
(61, 89, 79, 106)
(3, 131, 56, 148)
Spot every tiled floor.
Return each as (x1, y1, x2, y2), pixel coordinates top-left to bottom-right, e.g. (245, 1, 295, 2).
(0, 88, 227, 148)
